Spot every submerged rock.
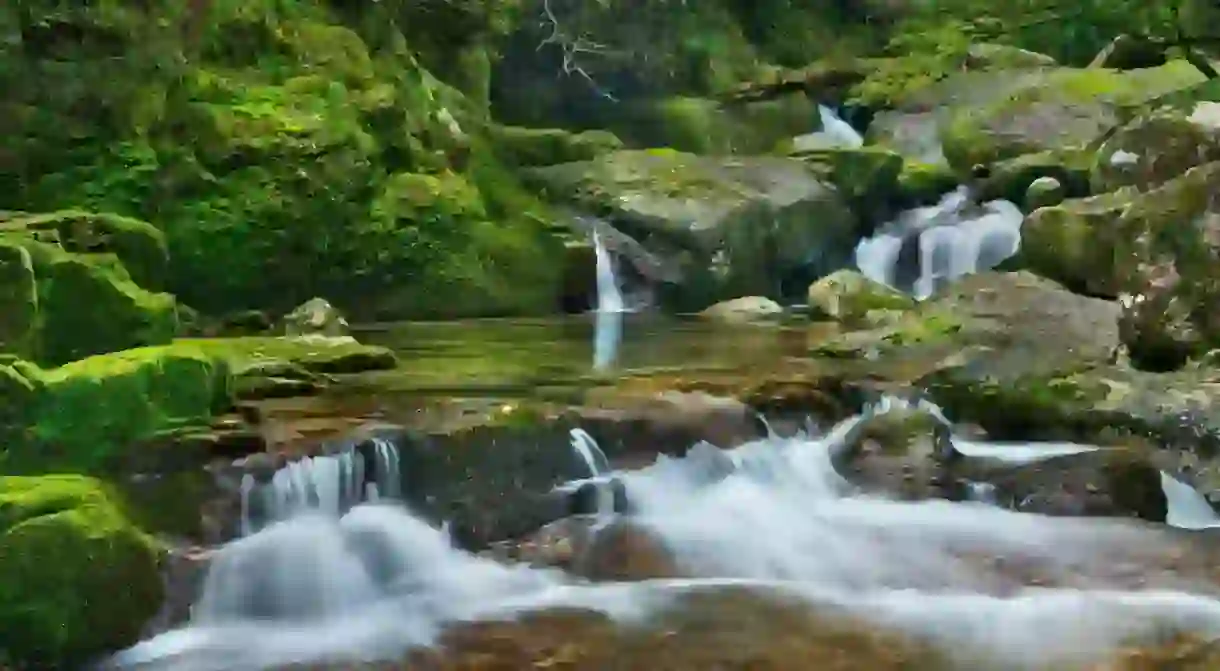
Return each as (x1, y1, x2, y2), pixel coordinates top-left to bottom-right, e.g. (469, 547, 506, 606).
(527, 150, 856, 310)
(0, 475, 163, 667)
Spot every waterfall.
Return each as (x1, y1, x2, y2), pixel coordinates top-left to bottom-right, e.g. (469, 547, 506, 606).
(238, 437, 402, 535)
(854, 187, 1023, 299)
(1161, 471, 1220, 529)
(791, 105, 865, 151)
(592, 230, 625, 371)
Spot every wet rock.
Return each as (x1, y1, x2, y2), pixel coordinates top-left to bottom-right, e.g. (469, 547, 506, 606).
(832, 406, 951, 500)
(957, 448, 1168, 521)
(282, 297, 349, 338)
(527, 150, 856, 310)
(575, 390, 765, 460)
(807, 269, 914, 326)
(698, 296, 783, 324)
(965, 43, 1057, 70)
(1024, 175, 1064, 210)
(1019, 187, 1139, 298)
(575, 520, 679, 581)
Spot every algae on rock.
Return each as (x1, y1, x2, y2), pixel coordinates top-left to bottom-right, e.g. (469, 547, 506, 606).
(0, 475, 162, 668)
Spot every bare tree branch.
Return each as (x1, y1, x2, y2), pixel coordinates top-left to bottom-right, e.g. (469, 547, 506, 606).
(536, 0, 617, 101)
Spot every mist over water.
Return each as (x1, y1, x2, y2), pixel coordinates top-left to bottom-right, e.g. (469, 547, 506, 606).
(109, 400, 1220, 670)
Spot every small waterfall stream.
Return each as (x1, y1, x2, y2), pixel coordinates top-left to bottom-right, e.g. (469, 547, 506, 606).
(854, 187, 1023, 299)
(592, 230, 626, 371)
(238, 437, 402, 536)
(112, 397, 1220, 671)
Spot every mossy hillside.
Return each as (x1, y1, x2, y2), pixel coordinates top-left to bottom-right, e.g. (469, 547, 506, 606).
(0, 474, 162, 668)
(3, 0, 565, 320)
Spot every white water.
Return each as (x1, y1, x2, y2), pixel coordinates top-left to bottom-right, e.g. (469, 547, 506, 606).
(792, 106, 865, 150)
(855, 187, 1023, 299)
(112, 400, 1220, 670)
(1162, 471, 1220, 529)
(592, 230, 625, 371)
(239, 438, 401, 535)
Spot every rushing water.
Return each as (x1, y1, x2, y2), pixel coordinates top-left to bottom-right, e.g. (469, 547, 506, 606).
(792, 105, 865, 150)
(855, 187, 1023, 299)
(110, 397, 1220, 670)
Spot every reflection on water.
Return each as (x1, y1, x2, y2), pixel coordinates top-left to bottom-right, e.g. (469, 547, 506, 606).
(350, 315, 839, 394)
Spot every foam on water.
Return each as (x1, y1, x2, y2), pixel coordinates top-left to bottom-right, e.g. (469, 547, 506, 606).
(855, 187, 1023, 299)
(111, 398, 1220, 670)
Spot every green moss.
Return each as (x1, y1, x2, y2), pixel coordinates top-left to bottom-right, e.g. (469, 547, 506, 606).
(976, 149, 1092, 205)
(807, 269, 915, 325)
(792, 147, 904, 212)
(0, 210, 168, 290)
(7, 345, 231, 472)
(1017, 188, 1138, 297)
(896, 161, 960, 206)
(0, 241, 38, 359)
(489, 125, 622, 167)
(0, 474, 162, 668)
(183, 336, 397, 374)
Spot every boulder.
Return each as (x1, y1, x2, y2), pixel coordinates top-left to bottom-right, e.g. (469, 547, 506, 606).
(528, 150, 856, 309)
(0, 475, 162, 667)
(488, 125, 623, 167)
(1092, 102, 1220, 193)
(1024, 176, 1065, 210)
(0, 236, 177, 367)
(698, 296, 784, 324)
(616, 94, 817, 155)
(789, 146, 904, 219)
(1088, 35, 1167, 70)
(975, 149, 1091, 207)
(964, 43, 1058, 70)
(282, 297, 350, 338)
(1018, 187, 1138, 298)
(940, 61, 1206, 171)
(1112, 161, 1220, 369)
(807, 269, 914, 325)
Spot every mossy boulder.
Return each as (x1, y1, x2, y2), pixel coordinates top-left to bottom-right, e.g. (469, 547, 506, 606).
(186, 336, 397, 375)
(0, 236, 176, 367)
(489, 125, 623, 167)
(615, 94, 817, 155)
(894, 160, 960, 207)
(0, 475, 162, 667)
(1112, 161, 1220, 369)
(527, 150, 855, 309)
(807, 269, 914, 326)
(1092, 103, 1220, 193)
(940, 62, 1207, 171)
(790, 146, 904, 218)
(1018, 188, 1138, 298)
(975, 149, 1091, 207)
(10, 345, 231, 472)
(0, 210, 168, 290)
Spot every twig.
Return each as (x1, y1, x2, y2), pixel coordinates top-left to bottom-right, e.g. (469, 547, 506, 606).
(536, 0, 617, 101)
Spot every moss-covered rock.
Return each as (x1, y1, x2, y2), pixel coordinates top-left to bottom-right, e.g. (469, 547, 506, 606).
(1018, 188, 1138, 297)
(10, 345, 231, 472)
(790, 146, 904, 218)
(528, 149, 855, 309)
(940, 62, 1207, 171)
(185, 336, 397, 375)
(1092, 103, 1220, 193)
(0, 210, 168, 290)
(807, 269, 914, 326)
(616, 94, 817, 155)
(489, 125, 623, 167)
(894, 160, 960, 207)
(1112, 161, 1220, 369)
(0, 235, 177, 367)
(975, 149, 1091, 206)
(0, 475, 162, 667)
(0, 241, 37, 359)
(1024, 176, 1066, 210)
